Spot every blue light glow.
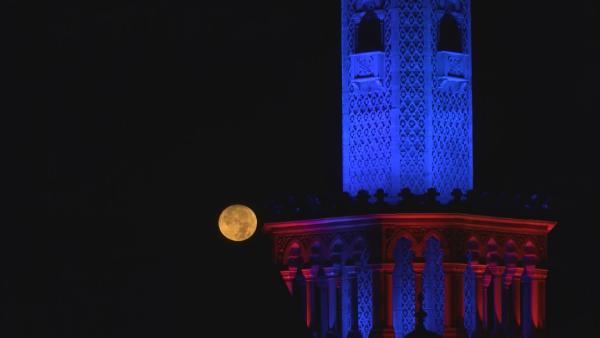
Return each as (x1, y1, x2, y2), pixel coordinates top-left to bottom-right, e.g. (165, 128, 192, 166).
(357, 254, 373, 338)
(423, 237, 445, 335)
(342, 0, 473, 202)
(392, 238, 415, 338)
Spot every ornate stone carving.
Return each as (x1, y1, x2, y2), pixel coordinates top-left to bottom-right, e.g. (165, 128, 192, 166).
(350, 52, 385, 90)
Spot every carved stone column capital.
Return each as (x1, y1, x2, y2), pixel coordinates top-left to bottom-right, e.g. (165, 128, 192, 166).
(324, 266, 341, 279)
(302, 268, 317, 281)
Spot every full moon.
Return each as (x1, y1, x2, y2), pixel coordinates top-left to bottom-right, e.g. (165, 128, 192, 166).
(218, 204, 257, 241)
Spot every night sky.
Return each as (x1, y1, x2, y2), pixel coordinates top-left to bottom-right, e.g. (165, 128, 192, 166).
(1, 1, 598, 337)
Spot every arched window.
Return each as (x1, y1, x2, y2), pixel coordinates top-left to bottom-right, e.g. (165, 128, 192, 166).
(357, 11, 383, 52)
(438, 13, 462, 52)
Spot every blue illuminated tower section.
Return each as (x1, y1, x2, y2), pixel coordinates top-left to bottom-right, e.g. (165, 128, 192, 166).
(342, 0, 473, 201)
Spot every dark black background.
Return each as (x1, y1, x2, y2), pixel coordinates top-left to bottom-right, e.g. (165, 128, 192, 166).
(1, 0, 598, 336)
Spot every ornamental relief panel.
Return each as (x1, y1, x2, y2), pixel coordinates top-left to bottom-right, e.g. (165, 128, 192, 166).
(382, 226, 546, 264)
(273, 229, 377, 266)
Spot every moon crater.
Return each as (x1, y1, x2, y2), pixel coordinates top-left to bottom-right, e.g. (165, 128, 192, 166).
(218, 204, 257, 241)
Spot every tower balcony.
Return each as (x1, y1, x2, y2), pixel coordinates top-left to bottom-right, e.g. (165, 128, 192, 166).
(436, 51, 469, 92)
(350, 51, 385, 91)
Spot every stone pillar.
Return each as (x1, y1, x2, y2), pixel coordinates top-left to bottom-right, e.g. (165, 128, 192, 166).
(317, 268, 329, 338)
(521, 268, 533, 338)
(502, 269, 516, 337)
(345, 265, 361, 338)
(493, 266, 505, 327)
(385, 269, 393, 331)
(512, 268, 522, 329)
(324, 266, 340, 336)
(472, 264, 486, 330)
(538, 276, 546, 330)
(531, 269, 548, 330)
(482, 265, 504, 333)
(302, 268, 317, 330)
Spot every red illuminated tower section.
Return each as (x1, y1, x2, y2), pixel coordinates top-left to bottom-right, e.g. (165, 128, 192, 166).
(264, 213, 555, 338)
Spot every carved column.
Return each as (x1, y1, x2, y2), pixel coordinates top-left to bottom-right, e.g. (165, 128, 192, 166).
(521, 267, 533, 338)
(531, 269, 548, 330)
(512, 270, 522, 329)
(385, 269, 393, 332)
(502, 266, 517, 338)
(473, 264, 486, 331)
(537, 273, 547, 330)
(316, 268, 329, 338)
(493, 266, 505, 327)
(324, 266, 340, 337)
(302, 268, 317, 330)
(343, 265, 361, 338)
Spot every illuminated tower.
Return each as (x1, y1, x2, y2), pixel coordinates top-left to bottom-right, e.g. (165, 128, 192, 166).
(265, 2, 555, 338)
(342, 0, 472, 201)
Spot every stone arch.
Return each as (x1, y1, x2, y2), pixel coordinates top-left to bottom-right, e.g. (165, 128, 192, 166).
(386, 232, 417, 261)
(356, 11, 383, 52)
(502, 240, 519, 335)
(422, 230, 448, 257)
(483, 238, 501, 330)
(438, 12, 462, 52)
(328, 236, 347, 265)
(349, 236, 368, 264)
(284, 240, 305, 268)
(465, 236, 480, 262)
(504, 239, 518, 267)
(308, 240, 324, 266)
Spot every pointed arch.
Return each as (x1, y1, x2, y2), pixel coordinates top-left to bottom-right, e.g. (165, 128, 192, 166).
(285, 241, 305, 268)
(356, 11, 383, 52)
(309, 240, 324, 266)
(438, 12, 462, 52)
(350, 236, 367, 264)
(466, 236, 481, 262)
